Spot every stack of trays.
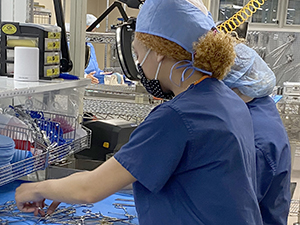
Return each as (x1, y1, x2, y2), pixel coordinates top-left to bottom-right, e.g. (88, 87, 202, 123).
(0, 135, 15, 181)
(0, 134, 15, 167)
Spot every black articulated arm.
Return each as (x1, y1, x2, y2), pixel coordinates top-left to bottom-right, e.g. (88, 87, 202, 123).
(53, 0, 73, 72)
(85, 1, 143, 80)
(118, 0, 144, 9)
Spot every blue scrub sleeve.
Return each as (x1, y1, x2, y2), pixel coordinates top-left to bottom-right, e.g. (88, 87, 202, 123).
(85, 43, 103, 76)
(259, 171, 291, 224)
(257, 146, 291, 224)
(114, 105, 190, 193)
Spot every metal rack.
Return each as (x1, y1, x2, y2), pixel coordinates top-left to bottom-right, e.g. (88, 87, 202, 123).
(0, 125, 91, 187)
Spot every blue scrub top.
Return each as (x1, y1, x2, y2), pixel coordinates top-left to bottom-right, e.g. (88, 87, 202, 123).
(85, 43, 104, 83)
(247, 96, 291, 225)
(115, 78, 263, 225)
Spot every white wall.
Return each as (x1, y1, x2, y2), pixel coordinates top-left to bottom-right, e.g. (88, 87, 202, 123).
(34, 0, 71, 24)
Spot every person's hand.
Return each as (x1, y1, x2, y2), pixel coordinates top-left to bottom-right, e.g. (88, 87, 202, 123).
(15, 182, 61, 217)
(86, 71, 99, 84)
(15, 182, 45, 214)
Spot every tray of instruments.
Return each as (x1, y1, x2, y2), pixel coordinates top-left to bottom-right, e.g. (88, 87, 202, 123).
(0, 112, 91, 186)
(83, 98, 155, 124)
(85, 84, 145, 100)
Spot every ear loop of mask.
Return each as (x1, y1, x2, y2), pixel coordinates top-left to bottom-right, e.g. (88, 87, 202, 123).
(155, 61, 162, 80)
(140, 49, 162, 81)
(140, 49, 151, 66)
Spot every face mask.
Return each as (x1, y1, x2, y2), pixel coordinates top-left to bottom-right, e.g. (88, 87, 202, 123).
(138, 49, 174, 100)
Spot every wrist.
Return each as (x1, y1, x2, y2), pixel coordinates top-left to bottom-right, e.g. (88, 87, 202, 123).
(34, 180, 48, 199)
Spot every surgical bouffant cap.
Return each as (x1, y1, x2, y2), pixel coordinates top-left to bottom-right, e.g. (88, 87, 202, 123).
(136, 0, 216, 53)
(86, 14, 100, 28)
(223, 43, 276, 98)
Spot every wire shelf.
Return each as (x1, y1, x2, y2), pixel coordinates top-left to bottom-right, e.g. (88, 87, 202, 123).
(66, 32, 116, 44)
(86, 84, 136, 93)
(83, 98, 155, 124)
(0, 123, 91, 187)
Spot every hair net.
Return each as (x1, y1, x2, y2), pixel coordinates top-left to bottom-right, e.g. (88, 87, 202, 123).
(223, 43, 276, 98)
(136, 0, 216, 53)
(86, 14, 100, 28)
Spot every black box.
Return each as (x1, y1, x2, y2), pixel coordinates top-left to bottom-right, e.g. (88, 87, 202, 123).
(76, 119, 137, 161)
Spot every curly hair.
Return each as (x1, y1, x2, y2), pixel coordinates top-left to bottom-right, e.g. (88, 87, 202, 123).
(135, 31, 236, 80)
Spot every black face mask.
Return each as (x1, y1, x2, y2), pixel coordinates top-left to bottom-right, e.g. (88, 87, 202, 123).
(138, 63, 174, 100)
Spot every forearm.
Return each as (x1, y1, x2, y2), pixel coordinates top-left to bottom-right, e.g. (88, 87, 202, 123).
(37, 171, 93, 204)
(29, 157, 136, 204)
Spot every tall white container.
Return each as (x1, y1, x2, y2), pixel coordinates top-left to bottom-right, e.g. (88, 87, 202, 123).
(14, 47, 39, 81)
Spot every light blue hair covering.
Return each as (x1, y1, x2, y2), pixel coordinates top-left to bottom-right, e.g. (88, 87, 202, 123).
(223, 43, 276, 98)
(136, 0, 215, 54)
(136, 0, 216, 79)
(86, 14, 100, 28)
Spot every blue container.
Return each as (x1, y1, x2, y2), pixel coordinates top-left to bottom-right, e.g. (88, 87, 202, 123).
(10, 150, 34, 175)
(10, 150, 33, 163)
